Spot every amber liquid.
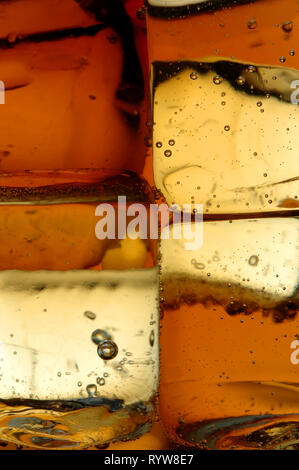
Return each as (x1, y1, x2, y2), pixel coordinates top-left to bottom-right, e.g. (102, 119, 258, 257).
(147, 0, 299, 449)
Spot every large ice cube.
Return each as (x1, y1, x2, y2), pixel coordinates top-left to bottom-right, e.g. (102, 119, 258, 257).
(0, 268, 159, 403)
(153, 61, 299, 214)
(160, 217, 299, 313)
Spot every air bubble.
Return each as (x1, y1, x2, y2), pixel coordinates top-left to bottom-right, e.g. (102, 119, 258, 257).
(91, 329, 111, 345)
(248, 19, 257, 29)
(168, 139, 175, 146)
(190, 72, 198, 80)
(248, 255, 259, 266)
(149, 330, 155, 347)
(156, 142, 162, 148)
(164, 149, 172, 157)
(84, 310, 96, 320)
(236, 76, 245, 85)
(289, 50, 295, 56)
(279, 56, 286, 63)
(213, 75, 223, 85)
(96, 377, 105, 386)
(97, 340, 118, 360)
(224, 125, 230, 131)
(282, 21, 293, 33)
(86, 384, 97, 397)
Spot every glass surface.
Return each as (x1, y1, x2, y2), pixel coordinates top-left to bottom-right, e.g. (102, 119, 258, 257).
(0, 170, 159, 449)
(148, 0, 299, 449)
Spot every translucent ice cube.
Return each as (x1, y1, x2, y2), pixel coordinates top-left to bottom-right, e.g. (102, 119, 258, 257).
(153, 61, 299, 214)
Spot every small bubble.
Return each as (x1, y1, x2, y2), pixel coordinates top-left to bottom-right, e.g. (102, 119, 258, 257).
(224, 125, 230, 131)
(213, 75, 223, 85)
(84, 310, 96, 320)
(282, 21, 293, 33)
(236, 76, 245, 85)
(221, 101, 226, 106)
(168, 139, 175, 146)
(164, 149, 172, 157)
(97, 340, 118, 360)
(247, 65, 256, 73)
(248, 255, 259, 266)
(156, 141, 162, 148)
(248, 19, 257, 29)
(256, 101, 262, 107)
(77, 381, 82, 387)
(279, 56, 286, 63)
(103, 372, 109, 377)
(86, 384, 97, 397)
(57, 372, 61, 377)
(263, 173, 268, 177)
(149, 330, 155, 347)
(190, 72, 198, 80)
(290, 50, 295, 56)
(91, 329, 111, 345)
(96, 377, 105, 386)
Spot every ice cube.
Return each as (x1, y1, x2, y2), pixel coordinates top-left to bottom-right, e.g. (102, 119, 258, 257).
(160, 217, 299, 313)
(0, 268, 159, 402)
(0, 170, 154, 270)
(152, 61, 299, 214)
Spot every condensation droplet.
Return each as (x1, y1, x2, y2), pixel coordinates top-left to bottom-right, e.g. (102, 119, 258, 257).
(84, 310, 96, 320)
(282, 21, 293, 33)
(149, 330, 155, 347)
(213, 75, 223, 85)
(164, 149, 172, 157)
(97, 340, 118, 360)
(190, 72, 198, 80)
(248, 255, 259, 266)
(86, 384, 97, 397)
